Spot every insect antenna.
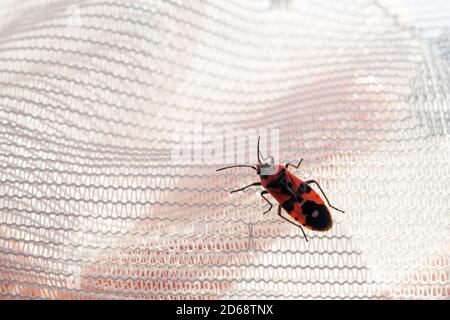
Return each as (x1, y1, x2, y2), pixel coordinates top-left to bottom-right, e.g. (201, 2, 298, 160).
(257, 136, 262, 164)
(216, 165, 257, 172)
(257, 136, 274, 164)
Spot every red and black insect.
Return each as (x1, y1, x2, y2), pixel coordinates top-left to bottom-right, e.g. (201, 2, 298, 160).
(216, 137, 344, 241)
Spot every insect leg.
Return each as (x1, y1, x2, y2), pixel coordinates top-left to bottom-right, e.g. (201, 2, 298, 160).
(230, 182, 261, 194)
(304, 179, 345, 213)
(260, 191, 273, 214)
(277, 205, 308, 242)
(286, 158, 303, 170)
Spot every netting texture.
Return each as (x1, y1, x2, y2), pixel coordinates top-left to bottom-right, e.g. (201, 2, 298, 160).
(0, 0, 449, 299)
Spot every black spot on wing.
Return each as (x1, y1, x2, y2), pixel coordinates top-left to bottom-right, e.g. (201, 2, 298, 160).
(280, 184, 288, 194)
(267, 169, 288, 191)
(282, 196, 297, 213)
(295, 182, 311, 203)
(298, 182, 311, 194)
(301, 201, 332, 231)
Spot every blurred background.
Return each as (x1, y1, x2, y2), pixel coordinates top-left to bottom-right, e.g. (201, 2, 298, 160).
(0, 0, 448, 299)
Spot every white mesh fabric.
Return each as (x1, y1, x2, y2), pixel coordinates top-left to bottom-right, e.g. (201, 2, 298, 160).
(0, 0, 449, 299)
